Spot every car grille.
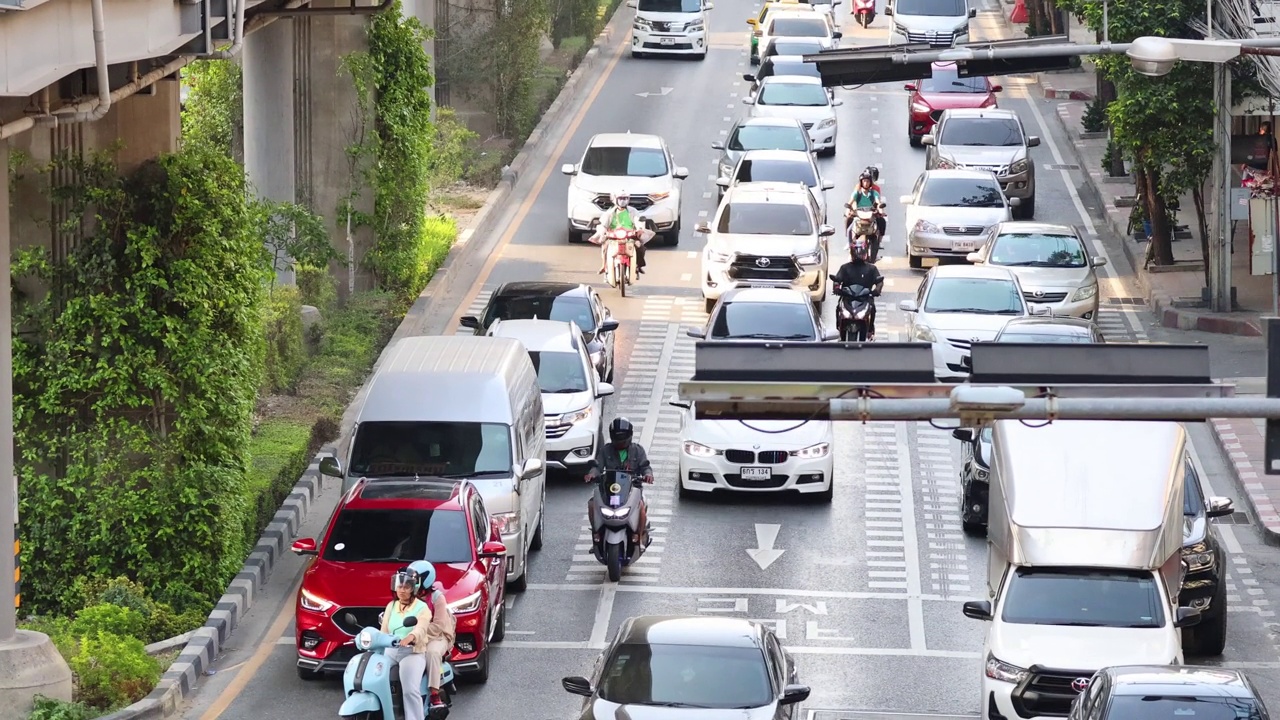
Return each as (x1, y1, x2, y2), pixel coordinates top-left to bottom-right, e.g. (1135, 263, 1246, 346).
(906, 30, 956, 46)
(942, 226, 986, 236)
(332, 606, 383, 636)
(945, 337, 973, 352)
(725, 473, 791, 489)
(956, 163, 1011, 176)
(1023, 291, 1069, 303)
(642, 40, 695, 49)
(650, 20, 674, 31)
(1014, 669, 1093, 717)
(724, 450, 788, 464)
(727, 254, 801, 282)
(593, 194, 655, 211)
(545, 417, 571, 439)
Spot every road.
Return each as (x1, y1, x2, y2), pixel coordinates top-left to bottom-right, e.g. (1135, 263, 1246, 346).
(176, 1, 1280, 719)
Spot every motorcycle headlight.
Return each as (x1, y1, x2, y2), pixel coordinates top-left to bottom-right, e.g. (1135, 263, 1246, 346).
(790, 442, 830, 459)
(913, 324, 937, 343)
(911, 101, 931, 114)
(299, 589, 334, 613)
(492, 512, 519, 535)
(683, 440, 717, 457)
(706, 249, 731, 263)
(602, 506, 633, 519)
(795, 251, 822, 265)
(817, 117, 836, 129)
(985, 653, 1029, 684)
(560, 405, 593, 425)
(1071, 284, 1098, 302)
(356, 630, 373, 651)
(448, 591, 483, 614)
(1182, 543, 1215, 571)
(914, 219, 941, 234)
(1010, 159, 1029, 174)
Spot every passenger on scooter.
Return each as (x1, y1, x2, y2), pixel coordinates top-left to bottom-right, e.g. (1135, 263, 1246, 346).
(832, 241, 884, 341)
(586, 418, 655, 547)
(861, 166, 888, 240)
(592, 192, 648, 275)
(379, 562, 455, 720)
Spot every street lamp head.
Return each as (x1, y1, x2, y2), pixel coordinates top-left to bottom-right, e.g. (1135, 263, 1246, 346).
(1127, 36, 1179, 77)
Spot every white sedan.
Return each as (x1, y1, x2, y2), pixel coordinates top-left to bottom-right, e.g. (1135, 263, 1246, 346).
(671, 399, 834, 502)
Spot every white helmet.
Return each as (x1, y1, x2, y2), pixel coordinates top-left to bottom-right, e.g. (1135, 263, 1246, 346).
(612, 192, 631, 209)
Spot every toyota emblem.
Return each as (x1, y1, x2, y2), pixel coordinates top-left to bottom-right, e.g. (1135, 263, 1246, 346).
(756, 257, 772, 268)
(1071, 677, 1092, 693)
(1033, 290, 1045, 298)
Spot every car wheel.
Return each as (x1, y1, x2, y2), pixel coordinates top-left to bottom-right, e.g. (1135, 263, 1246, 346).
(704, 297, 716, 313)
(697, 50, 708, 61)
(1017, 197, 1035, 219)
(490, 600, 507, 643)
(820, 146, 836, 157)
(465, 645, 491, 684)
(909, 134, 922, 148)
(666, 220, 681, 246)
(507, 544, 529, 592)
(529, 491, 545, 552)
(908, 253, 923, 269)
(632, 50, 646, 59)
(814, 480, 834, 503)
(567, 222, 581, 243)
(604, 354, 614, 383)
(297, 665, 323, 681)
(1184, 581, 1227, 656)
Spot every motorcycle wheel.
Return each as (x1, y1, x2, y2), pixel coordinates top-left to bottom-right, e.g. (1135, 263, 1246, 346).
(856, 323, 869, 342)
(605, 542, 623, 582)
(619, 271, 627, 297)
(840, 323, 853, 342)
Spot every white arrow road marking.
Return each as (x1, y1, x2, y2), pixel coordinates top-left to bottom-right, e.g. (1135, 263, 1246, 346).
(635, 87, 674, 98)
(746, 523, 785, 570)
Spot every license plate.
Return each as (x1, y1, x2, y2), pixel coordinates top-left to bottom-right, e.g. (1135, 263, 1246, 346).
(660, 37, 675, 45)
(954, 240, 977, 251)
(740, 466, 772, 480)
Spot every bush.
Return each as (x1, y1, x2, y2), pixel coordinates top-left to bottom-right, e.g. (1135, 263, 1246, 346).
(67, 631, 161, 710)
(68, 576, 206, 643)
(246, 420, 312, 542)
(296, 264, 337, 313)
(262, 285, 305, 394)
(27, 696, 97, 720)
(69, 604, 147, 641)
(299, 291, 401, 417)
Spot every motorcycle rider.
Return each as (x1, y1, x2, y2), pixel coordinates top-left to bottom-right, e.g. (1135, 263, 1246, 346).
(861, 166, 888, 240)
(380, 561, 455, 720)
(831, 240, 885, 341)
(593, 192, 649, 276)
(846, 171, 884, 233)
(586, 418, 655, 548)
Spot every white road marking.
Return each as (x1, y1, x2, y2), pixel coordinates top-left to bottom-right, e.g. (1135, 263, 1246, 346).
(897, 422, 927, 650)
(524, 583, 972, 601)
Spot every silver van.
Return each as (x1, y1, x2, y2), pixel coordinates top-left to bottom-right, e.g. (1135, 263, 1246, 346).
(318, 335, 547, 590)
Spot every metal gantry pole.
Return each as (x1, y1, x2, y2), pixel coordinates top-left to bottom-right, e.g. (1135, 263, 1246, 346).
(1212, 63, 1235, 312)
(824, 397, 1280, 422)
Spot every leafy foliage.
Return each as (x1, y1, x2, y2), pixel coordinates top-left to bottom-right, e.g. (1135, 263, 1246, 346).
(180, 60, 244, 158)
(258, 200, 340, 282)
(1081, 97, 1107, 133)
(67, 631, 162, 710)
(26, 696, 97, 720)
(262, 285, 306, 394)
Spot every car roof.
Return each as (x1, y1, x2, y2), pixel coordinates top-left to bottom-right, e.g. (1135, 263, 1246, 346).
(616, 615, 766, 648)
(492, 281, 590, 299)
(488, 319, 582, 353)
(724, 182, 813, 203)
(1103, 666, 1254, 697)
(720, 287, 812, 304)
(760, 74, 822, 86)
(921, 168, 1003, 182)
(993, 221, 1079, 236)
(734, 116, 807, 129)
(941, 107, 1019, 120)
(999, 317, 1096, 334)
(771, 38, 824, 48)
(765, 54, 815, 64)
(588, 133, 664, 149)
(769, 8, 823, 17)
(929, 264, 1019, 281)
(740, 149, 813, 163)
(347, 479, 468, 510)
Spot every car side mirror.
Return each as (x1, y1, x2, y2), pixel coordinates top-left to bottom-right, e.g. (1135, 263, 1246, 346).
(687, 327, 706, 339)
(746, 17, 758, 25)
(1207, 496, 1235, 518)
(1091, 256, 1108, 268)
(704, 1, 714, 8)
(521, 458, 545, 479)
(992, 84, 1003, 92)
(563, 676, 594, 697)
(1027, 136, 1041, 147)
(822, 328, 840, 341)
(711, 140, 725, 150)
(781, 684, 812, 705)
(674, 166, 689, 180)
(291, 538, 318, 556)
(1175, 606, 1202, 628)
(459, 315, 482, 331)
(968, 6, 977, 16)
(742, 96, 756, 105)
(599, 319, 620, 333)
(962, 600, 993, 621)
(596, 382, 615, 398)
(883, 5, 892, 14)
(479, 540, 508, 559)
(952, 428, 974, 442)
(966, 251, 982, 263)
(921, 134, 936, 146)
(898, 194, 913, 204)
(822, 180, 835, 190)
(715, 177, 731, 189)
(695, 222, 711, 234)
(1007, 196, 1021, 207)
(904, 83, 917, 91)
(743, 72, 757, 82)
(832, 30, 843, 38)
(669, 398, 692, 409)
(832, 98, 844, 106)
(818, 224, 836, 237)
(898, 299, 918, 312)
(561, 163, 578, 175)
(626, 0, 637, 6)
(318, 455, 344, 478)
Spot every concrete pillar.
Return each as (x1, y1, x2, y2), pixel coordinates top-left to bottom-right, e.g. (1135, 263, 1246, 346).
(0, 139, 74, 716)
(244, 19, 298, 283)
(401, 0, 437, 120)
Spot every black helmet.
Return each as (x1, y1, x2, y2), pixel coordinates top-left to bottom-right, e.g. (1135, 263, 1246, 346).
(858, 172, 873, 186)
(851, 239, 870, 262)
(609, 418, 634, 448)
(863, 166, 880, 183)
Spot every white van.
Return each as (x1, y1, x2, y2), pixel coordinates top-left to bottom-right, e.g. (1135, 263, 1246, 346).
(627, 0, 714, 60)
(886, 0, 975, 46)
(319, 335, 546, 591)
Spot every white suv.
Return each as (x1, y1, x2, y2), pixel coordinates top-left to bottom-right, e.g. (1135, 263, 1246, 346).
(627, 0, 713, 59)
(695, 182, 834, 313)
(562, 133, 688, 245)
(487, 319, 615, 475)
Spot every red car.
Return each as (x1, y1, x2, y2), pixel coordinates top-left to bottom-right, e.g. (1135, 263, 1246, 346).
(906, 62, 1001, 146)
(291, 478, 508, 683)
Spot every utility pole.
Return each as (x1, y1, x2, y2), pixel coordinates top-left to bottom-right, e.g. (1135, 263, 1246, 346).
(1208, 0, 1236, 312)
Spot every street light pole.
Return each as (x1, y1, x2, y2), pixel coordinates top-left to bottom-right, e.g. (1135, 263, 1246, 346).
(1211, 63, 1235, 312)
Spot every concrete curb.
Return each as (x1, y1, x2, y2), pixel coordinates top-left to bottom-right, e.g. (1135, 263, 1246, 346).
(1042, 85, 1093, 101)
(1209, 418, 1280, 547)
(98, 453, 331, 720)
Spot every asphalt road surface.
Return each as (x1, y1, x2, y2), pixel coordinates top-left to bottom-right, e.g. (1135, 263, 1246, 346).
(175, 1, 1280, 718)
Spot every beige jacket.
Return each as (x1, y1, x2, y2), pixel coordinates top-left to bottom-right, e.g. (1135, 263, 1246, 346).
(380, 590, 456, 653)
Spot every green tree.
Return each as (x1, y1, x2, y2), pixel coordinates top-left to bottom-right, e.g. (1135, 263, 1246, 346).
(180, 60, 244, 159)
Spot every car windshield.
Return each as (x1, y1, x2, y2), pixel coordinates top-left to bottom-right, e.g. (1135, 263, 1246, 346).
(997, 331, 1093, 344)
(924, 277, 1023, 314)
(764, 60, 821, 78)
(773, 40, 824, 54)
(918, 177, 1005, 207)
(322, 508, 472, 564)
(580, 146, 669, 177)
(920, 67, 988, 93)
(597, 642, 773, 709)
(529, 351, 589, 394)
(717, 202, 814, 235)
(638, 0, 700, 10)
(729, 124, 809, 152)
(767, 17, 829, 36)
(980, 427, 993, 442)
(482, 294, 595, 331)
(989, 233, 1087, 268)
(712, 301, 817, 339)
(349, 421, 513, 477)
(895, 0, 966, 15)
(806, 0, 832, 5)
(1001, 567, 1166, 628)
(1184, 468, 1206, 516)
(939, 118, 1024, 146)
(1106, 696, 1265, 720)
(758, 82, 829, 107)
(736, 158, 818, 187)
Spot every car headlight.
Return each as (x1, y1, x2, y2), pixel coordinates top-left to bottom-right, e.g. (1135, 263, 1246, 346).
(634, 17, 652, 28)
(687, 18, 704, 29)
(492, 512, 519, 535)
(300, 589, 334, 613)
(913, 219, 941, 234)
(649, 191, 671, 202)
(356, 630, 373, 651)
(913, 324, 937, 343)
(589, 349, 603, 366)
(718, 162, 733, 178)
(683, 440, 717, 457)
(985, 653, 1029, 684)
(448, 591, 483, 614)
(601, 506, 633, 519)
(911, 101, 931, 114)
(561, 405, 593, 425)
(936, 158, 955, 169)
(1010, 159, 1029, 174)
(706, 249, 731, 263)
(795, 251, 822, 265)
(1182, 543, 1215, 571)
(1071, 284, 1098, 302)
(976, 467, 990, 481)
(817, 117, 836, 129)
(790, 442, 830, 459)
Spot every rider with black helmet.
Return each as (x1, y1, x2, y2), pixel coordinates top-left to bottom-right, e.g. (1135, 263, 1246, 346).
(587, 418, 654, 546)
(832, 240, 885, 341)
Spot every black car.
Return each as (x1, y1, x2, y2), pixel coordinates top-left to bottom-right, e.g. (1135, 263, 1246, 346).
(1068, 666, 1270, 720)
(743, 55, 827, 95)
(460, 282, 619, 381)
(1180, 458, 1235, 656)
(951, 425, 991, 536)
(562, 615, 810, 719)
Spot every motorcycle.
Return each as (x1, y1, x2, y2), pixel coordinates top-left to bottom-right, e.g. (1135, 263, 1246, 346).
(844, 203, 885, 262)
(587, 469, 650, 582)
(339, 614, 458, 720)
(830, 275, 877, 342)
(853, 0, 876, 27)
(592, 221, 655, 297)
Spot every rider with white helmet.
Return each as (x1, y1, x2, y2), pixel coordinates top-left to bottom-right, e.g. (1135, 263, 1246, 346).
(592, 191, 649, 275)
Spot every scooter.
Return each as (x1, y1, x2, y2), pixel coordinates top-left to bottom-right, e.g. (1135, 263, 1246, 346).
(831, 274, 877, 342)
(594, 220, 655, 297)
(587, 469, 651, 582)
(339, 614, 458, 720)
(853, 0, 876, 27)
(845, 205, 884, 262)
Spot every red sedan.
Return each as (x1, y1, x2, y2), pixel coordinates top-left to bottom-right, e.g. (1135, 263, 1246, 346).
(291, 478, 508, 683)
(906, 62, 1001, 146)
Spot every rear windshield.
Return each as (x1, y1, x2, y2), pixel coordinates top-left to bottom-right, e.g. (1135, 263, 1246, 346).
(920, 66, 988, 93)
(482, 294, 594, 330)
(529, 350, 589, 394)
(1106, 697, 1264, 720)
(918, 177, 1004, 208)
(717, 202, 813, 235)
(772, 40, 824, 55)
(712, 301, 817, 339)
(895, 0, 966, 15)
(349, 421, 513, 477)
(757, 82, 829, 107)
(580, 146, 668, 177)
(323, 508, 472, 564)
(767, 17, 829, 35)
(728, 124, 808, 152)
(735, 158, 818, 187)
(997, 331, 1093, 344)
(763, 60, 821, 79)
(939, 118, 1024, 146)
(1001, 567, 1166, 629)
(638, 0, 700, 10)
(988, 233, 1087, 268)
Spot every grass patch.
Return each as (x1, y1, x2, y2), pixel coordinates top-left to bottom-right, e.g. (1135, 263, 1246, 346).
(247, 420, 312, 495)
(433, 192, 486, 211)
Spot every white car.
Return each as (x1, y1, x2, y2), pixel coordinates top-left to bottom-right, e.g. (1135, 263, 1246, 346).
(696, 182, 835, 312)
(487, 319, 615, 474)
(671, 399, 834, 501)
(562, 133, 689, 245)
(715, 148, 834, 220)
(627, 0, 713, 59)
(758, 10, 841, 59)
(898, 264, 1035, 380)
(900, 168, 1017, 269)
(967, 221, 1107, 320)
(886, 0, 974, 46)
(744, 76, 843, 156)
